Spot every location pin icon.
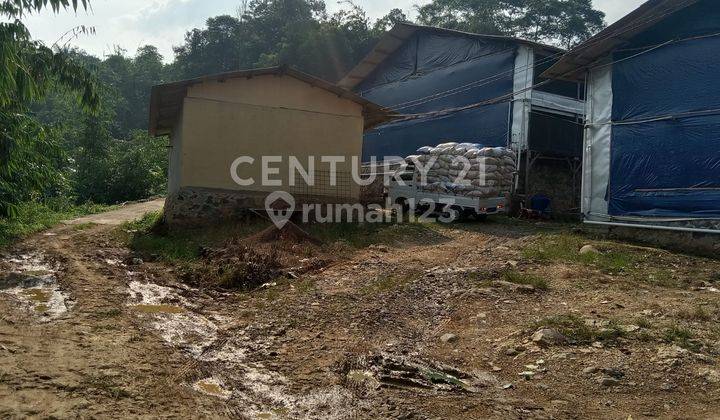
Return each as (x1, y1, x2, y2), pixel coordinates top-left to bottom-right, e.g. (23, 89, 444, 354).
(265, 191, 296, 229)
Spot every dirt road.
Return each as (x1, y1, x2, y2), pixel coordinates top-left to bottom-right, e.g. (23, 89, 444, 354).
(65, 198, 165, 226)
(1, 203, 720, 419)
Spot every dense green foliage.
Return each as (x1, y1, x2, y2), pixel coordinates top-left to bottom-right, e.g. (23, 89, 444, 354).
(1, 0, 99, 217)
(0, 198, 112, 246)
(1, 0, 606, 241)
(417, 0, 605, 49)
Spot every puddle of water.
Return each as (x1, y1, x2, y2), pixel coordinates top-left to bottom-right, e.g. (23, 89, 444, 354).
(4, 281, 72, 320)
(6, 253, 57, 273)
(22, 288, 53, 302)
(128, 280, 178, 305)
(193, 378, 232, 400)
(1, 253, 72, 321)
(127, 281, 217, 357)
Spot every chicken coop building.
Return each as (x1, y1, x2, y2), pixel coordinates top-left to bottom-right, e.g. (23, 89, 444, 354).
(543, 0, 720, 238)
(339, 23, 586, 212)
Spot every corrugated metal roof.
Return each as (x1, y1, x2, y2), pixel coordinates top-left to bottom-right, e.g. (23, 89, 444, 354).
(337, 22, 564, 90)
(149, 65, 395, 136)
(542, 0, 701, 81)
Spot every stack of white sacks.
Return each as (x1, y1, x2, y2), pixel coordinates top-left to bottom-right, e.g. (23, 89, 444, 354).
(406, 142, 517, 198)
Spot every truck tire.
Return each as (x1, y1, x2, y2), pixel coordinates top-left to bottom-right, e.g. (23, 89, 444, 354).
(474, 214, 488, 222)
(395, 198, 410, 214)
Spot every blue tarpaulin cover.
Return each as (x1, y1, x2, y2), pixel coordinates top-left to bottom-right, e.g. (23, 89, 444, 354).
(608, 1, 720, 217)
(357, 31, 516, 161)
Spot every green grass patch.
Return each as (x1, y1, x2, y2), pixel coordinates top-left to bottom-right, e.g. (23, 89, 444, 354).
(361, 272, 418, 295)
(635, 317, 653, 329)
(502, 270, 549, 290)
(0, 199, 114, 247)
(662, 324, 699, 351)
(72, 222, 97, 231)
(533, 314, 626, 345)
(519, 233, 697, 290)
(122, 211, 163, 232)
(522, 233, 644, 274)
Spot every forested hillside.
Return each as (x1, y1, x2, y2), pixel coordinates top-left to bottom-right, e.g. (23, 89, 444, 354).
(0, 0, 604, 243)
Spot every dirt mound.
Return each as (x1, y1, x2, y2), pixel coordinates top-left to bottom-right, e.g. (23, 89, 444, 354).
(191, 242, 282, 290)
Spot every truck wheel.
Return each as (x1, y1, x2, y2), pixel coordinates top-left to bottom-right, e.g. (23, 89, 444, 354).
(395, 198, 410, 214)
(460, 209, 475, 222)
(474, 214, 488, 222)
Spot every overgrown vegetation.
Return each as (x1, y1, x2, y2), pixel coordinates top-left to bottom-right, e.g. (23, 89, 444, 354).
(206, 245, 283, 290)
(121, 212, 267, 262)
(417, 0, 605, 48)
(0, 199, 112, 247)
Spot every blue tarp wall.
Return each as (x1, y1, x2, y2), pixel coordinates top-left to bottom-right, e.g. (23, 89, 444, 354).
(357, 31, 516, 161)
(608, 0, 720, 217)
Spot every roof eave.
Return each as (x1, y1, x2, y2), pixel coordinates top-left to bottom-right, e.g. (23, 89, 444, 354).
(542, 0, 700, 81)
(338, 22, 565, 90)
(148, 66, 394, 136)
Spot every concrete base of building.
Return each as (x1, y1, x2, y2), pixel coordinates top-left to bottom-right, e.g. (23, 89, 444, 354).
(587, 223, 720, 258)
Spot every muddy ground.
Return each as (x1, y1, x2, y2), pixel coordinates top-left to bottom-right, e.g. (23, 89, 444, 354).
(1, 201, 720, 419)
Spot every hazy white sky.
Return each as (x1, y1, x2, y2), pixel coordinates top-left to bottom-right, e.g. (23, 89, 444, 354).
(22, 0, 647, 61)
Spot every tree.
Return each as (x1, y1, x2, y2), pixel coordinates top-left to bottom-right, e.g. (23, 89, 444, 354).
(171, 0, 382, 82)
(0, 0, 99, 216)
(417, 0, 515, 35)
(373, 8, 409, 34)
(172, 15, 244, 79)
(417, 0, 605, 48)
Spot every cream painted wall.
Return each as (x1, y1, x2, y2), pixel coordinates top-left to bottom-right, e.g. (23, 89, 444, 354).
(173, 75, 365, 201)
(187, 74, 363, 117)
(168, 113, 183, 194)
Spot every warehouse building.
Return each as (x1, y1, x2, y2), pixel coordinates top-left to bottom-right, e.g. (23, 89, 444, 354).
(339, 23, 586, 212)
(543, 0, 720, 237)
(149, 66, 391, 225)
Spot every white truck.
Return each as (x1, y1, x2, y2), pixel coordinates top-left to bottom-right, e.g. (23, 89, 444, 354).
(385, 163, 508, 222)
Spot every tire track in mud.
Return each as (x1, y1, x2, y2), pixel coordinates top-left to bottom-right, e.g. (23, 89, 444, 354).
(0, 225, 227, 418)
(124, 277, 364, 419)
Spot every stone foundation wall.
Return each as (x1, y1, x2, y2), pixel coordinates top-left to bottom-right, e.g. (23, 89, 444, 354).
(164, 187, 265, 227)
(164, 187, 368, 227)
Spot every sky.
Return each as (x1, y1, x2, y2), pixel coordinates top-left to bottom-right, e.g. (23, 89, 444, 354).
(22, 0, 647, 61)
